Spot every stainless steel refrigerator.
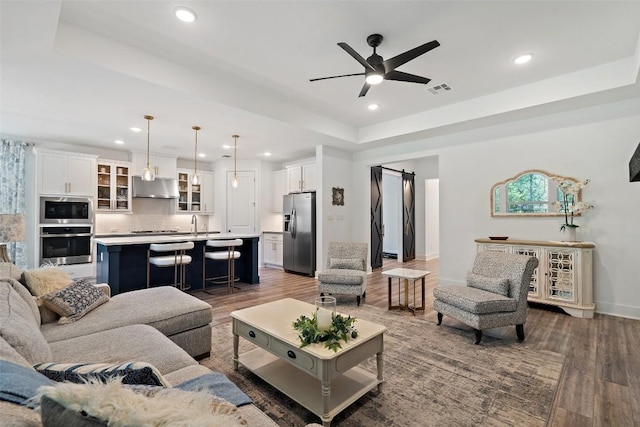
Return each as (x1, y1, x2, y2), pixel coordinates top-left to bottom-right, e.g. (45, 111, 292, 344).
(283, 192, 316, 276)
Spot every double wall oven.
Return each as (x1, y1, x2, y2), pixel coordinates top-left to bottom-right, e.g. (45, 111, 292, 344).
(39, 197, 94, 265)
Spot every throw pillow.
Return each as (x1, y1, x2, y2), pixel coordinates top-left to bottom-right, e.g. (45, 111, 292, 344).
(175, 372, 252, 407)
(40, 279, 109, 324)
(21, 267, 73, 323)
(37, 379, 247, 427)
(328, 257, 363, 270)
(33, 361, 170, 387)
(467, 272, 510, 297)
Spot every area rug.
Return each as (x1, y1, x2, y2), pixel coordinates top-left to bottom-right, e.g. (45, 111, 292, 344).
(200, 304, 565, 426)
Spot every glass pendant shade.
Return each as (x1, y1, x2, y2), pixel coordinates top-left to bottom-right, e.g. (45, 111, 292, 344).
(232, 175, 238, 188)
(141, 115, 155, 181)
(192, 173, 200, 185)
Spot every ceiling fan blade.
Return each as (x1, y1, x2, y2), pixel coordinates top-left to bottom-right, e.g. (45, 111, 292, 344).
(384, 70, 431, 84)
(338, 42, 376, 72)
(383, 40, 440, 71)
(309, 72, 365, 82)
(358, 83, 371, 97)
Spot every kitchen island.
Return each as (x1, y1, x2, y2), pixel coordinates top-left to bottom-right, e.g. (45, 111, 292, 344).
(95, 233, 260, 295)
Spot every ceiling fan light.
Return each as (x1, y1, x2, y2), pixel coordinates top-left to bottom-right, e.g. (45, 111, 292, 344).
(365, 73, 384, 85)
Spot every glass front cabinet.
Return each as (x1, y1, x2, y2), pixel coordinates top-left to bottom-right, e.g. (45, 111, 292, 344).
(97, 161, 131, 212)
(177, 169, 213, 214)
(476, 238, 595, 318)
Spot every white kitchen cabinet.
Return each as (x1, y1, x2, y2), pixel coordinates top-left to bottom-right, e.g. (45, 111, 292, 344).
(263, 232, 283, 267)
(38, 150, 96, 196)
(272, 170, 287, 212)
(476, 238, 595, 318)
(130, 151, 177, 179)
(287, 162, 316, 193)
(177, 169, 213, 214)
(96, 161, 131, 212)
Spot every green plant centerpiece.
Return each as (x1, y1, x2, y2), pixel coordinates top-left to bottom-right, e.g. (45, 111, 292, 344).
(292, 311, 357, 352)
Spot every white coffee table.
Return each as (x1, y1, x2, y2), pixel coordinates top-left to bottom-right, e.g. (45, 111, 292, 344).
(382, 268, 431, 315)
(231, 298, 386, 427)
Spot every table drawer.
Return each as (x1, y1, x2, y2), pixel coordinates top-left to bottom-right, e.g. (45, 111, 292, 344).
(234, 322, 270, 347)
(270, 337, 316, 374)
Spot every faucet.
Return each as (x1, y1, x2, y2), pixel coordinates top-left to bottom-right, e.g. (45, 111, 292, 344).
(191, 215, 197, 236)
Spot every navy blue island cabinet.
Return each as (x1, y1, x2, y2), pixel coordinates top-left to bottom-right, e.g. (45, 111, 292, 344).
(95, 234, 260, 295)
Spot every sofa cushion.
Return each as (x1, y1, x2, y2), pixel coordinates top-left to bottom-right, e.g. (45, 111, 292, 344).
(38, 380, 247, 427)
(41, 279, 110, 324)
(34, 361, 171, 387)
(328, 258, 363, 271)
(21, 267, 73, 324)
(317, 269, 365, 285)
(0, 281, 52, 364)
(4, 277, 40, 325)
(467, 272, 510, 297)
(0, 360, 54, 407)
(48, 324, 197, 376)
(433, 286, 516, 314)
(0, 262, 23, 283)
(41, 286, 212, 344)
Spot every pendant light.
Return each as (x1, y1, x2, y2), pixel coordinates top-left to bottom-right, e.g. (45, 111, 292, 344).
(141, 115, 155, 181)
(231, 134, 239, 188)
(191, 126, 200, 185)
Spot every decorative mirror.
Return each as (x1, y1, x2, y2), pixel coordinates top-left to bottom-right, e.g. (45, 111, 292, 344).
(491, 170, 582, 217)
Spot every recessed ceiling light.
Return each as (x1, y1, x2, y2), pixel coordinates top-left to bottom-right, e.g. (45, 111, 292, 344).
(368, 104, 379, 111)
(130, 127, 141, 132)
(198, 153, 206, 158)
(174, 6, 197, 23)
(222, 144, 231, 149)
(513, 54, 533, 65)
(264, 152, 271, 157)
(114, 139, 125, 145)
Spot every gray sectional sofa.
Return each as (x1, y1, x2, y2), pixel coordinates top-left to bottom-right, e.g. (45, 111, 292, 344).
(0, 264, 278, 426)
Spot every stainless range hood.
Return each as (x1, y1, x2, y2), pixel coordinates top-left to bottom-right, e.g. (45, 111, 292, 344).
(132, 176, 179, 199)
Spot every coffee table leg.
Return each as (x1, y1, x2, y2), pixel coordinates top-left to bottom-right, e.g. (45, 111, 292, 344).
(321, 380, 331, 425)
(387, 277, 392, 310)
(421, 277, 426, 311)
(233, 334, 239, 371)
(377, 350, 383, 393)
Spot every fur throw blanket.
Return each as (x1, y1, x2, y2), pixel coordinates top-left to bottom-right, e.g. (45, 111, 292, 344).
(35, 379, 247, 426)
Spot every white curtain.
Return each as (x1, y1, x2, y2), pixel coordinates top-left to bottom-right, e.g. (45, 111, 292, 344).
(1, 139, 27, 267)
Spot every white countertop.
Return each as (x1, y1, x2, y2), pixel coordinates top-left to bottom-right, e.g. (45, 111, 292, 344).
(95, 233, 260, 246)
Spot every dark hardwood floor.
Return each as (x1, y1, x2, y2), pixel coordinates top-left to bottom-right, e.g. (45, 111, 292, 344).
(190, 257, 640, 427)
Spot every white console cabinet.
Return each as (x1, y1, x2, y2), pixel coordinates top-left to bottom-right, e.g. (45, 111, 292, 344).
(475, 238, 595, 318)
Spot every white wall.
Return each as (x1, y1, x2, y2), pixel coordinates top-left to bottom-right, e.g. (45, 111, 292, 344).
(425, 178, 440, 259)
(317, 145, 353, 271)
(352, 97, 640, 319)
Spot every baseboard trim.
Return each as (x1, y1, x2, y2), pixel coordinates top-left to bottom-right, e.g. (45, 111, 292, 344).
(594, 301, 640, 320)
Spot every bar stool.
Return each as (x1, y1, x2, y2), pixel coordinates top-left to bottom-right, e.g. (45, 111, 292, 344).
(203, 239, 243, 293)
(147, 241, 194, 291)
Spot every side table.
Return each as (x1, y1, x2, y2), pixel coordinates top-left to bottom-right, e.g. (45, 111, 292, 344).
(382, 268, 430, 315)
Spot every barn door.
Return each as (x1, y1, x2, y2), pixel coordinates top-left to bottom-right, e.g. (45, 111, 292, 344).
(402, 171, 416, 262)
(370, 166, 383, 269)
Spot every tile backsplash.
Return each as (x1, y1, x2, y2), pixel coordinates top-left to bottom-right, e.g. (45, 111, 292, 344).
(95, 198, 210, 234)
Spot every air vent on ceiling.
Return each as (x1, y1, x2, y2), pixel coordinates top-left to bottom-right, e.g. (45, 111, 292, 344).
(221, 154, 231, 158)
(428, 83, 452, 95)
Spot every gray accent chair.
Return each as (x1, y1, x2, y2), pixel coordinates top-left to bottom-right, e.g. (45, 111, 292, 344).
(317, 242, 368, 306)
(433, 251, 538, 344)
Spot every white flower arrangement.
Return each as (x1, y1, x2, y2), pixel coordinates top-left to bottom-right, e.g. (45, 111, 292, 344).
(550, 177, 594, 231)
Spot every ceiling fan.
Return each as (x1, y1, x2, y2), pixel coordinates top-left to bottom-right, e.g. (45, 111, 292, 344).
(310, 34, 440, 97)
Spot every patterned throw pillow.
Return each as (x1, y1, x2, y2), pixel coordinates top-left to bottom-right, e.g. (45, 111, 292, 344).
(33, 361, 170, 387)
(40, 279, 109, 324)
(328, 258, 363, 270)
(467, 272, 510, 297)
(21, 267, 74, 324)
